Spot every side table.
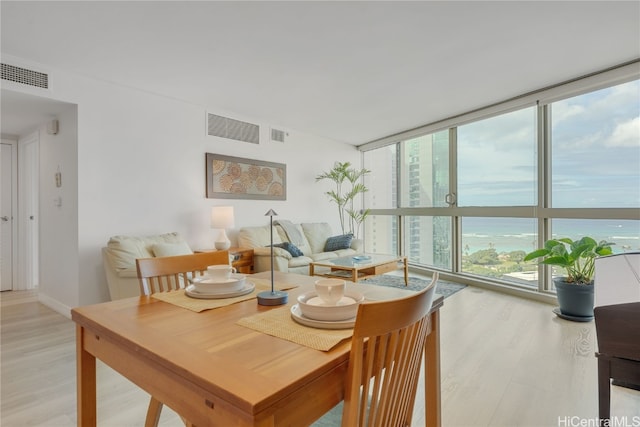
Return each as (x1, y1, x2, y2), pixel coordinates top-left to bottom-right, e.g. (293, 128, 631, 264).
(194, 247, 254, 274)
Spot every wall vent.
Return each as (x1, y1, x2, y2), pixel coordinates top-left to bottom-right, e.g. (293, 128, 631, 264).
(207, 113, 259, 144)
(1, 63, 49, 89)
(271, 128, 286, 143)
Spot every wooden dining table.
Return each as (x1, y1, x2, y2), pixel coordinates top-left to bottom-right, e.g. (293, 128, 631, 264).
(72, 271, 444, 427)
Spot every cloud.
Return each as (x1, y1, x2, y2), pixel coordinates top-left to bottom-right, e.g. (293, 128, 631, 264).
(552, 102, 585, 125)
(606, 116, 640, 148)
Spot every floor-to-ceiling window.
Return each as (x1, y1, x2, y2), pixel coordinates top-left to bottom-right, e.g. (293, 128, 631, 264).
(457, 106, 539, 287)
(361, 64, 639, 295)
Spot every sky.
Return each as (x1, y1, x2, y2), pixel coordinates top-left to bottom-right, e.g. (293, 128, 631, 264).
(457, 79, 640, 208)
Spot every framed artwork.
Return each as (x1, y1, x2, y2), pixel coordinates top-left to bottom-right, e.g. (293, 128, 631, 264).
(206, 153, 286, 200)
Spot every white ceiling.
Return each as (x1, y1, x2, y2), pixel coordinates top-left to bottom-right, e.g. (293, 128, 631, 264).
(1, 1, 639, 145)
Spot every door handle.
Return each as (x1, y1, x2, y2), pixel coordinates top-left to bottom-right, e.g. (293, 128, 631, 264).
(445, 193, 457, 206)
(1, 216, 8, 222)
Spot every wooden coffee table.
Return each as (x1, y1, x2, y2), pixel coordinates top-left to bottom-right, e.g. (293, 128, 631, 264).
(309, 253, 408, 285)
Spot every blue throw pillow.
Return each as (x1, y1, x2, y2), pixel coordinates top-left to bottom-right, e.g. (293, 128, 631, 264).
(270, 242, 304, 257)
(324, 234, 354, 252)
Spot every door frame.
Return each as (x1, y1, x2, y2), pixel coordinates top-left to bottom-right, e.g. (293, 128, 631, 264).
(1, 139, 19, 291)
(17, 131, 39, 290)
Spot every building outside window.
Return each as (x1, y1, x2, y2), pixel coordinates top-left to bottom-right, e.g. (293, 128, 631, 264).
(362, 70, 639, 295)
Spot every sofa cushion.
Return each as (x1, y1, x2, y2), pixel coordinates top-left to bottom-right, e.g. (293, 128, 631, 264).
(238, 225, 283, 248)
(288, 256, 314, 268)
(334, 248, 358, 257)
(151, 241, 193, 257)
(324, 233, 354, 251)
(275, 222, 313, 256)
(311, 252, 339, 262)
(272, 242, 304, 257)
(301, 223, 334, 254)
(107, 232, 186, 270)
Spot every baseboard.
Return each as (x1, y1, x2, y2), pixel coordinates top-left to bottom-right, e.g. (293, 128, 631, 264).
(38, 293, 72, 319)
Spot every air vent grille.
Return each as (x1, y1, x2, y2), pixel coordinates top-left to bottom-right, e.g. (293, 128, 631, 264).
(207, 113, 259, 144)
(271, 128, 286, 143)
(1, 63, 48, 89)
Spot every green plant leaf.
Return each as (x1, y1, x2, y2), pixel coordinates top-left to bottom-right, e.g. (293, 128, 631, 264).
(540, 256, 572, 267)
(525, 236, 616, 284)
(523, 248, 549, 261)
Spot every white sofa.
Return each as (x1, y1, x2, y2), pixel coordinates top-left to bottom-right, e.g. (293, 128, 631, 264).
(102, 232, 193, 300)
(238, 221, 362, 275)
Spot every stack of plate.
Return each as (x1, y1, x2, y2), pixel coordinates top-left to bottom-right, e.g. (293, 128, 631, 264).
(186, 274, 254, 299)
(291, 290, 364, 329)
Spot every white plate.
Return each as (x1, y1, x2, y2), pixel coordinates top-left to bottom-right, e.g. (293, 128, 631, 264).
(290, 304, 355, 330)
(192, 273, 246, 285)
(191, 274, 246, 293)
(185, 282, 255, 299)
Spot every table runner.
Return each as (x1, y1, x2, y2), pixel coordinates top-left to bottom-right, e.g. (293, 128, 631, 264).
(151, 278, 298, 312)
(237, 305, 354, 351)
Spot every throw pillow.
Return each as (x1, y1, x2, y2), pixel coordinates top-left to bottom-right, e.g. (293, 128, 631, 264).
(151, 241, 193, 257)
(324, 234, 354, 252)
(269, 242, 304, 257)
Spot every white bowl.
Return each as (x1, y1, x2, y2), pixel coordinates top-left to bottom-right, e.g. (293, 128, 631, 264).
(297, 290, 364, 321)
(192, 273, 246, 293)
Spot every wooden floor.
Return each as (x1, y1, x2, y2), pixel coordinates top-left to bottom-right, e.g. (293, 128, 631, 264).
(1, 287, 638, 426)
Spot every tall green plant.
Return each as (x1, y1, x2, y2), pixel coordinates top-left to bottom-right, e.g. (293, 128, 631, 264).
(316, 162, 371, 237)
(523, 237, 614, 284)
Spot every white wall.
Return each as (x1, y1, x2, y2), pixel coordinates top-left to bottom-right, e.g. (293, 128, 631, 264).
(39, 106, 79, 311)
(2, 56, 360, 312)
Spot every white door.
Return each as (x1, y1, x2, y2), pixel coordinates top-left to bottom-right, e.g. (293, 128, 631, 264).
(18, 133, 39, 290)
(1, 141, 16, 291)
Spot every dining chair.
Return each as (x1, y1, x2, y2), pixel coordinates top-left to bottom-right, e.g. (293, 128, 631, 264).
(341, 272, 439, 427)
(136, 250, 230, 296)
(135, 250, 230, 427)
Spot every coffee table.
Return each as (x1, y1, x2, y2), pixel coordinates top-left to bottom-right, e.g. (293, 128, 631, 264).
(309, 253, 408, 285)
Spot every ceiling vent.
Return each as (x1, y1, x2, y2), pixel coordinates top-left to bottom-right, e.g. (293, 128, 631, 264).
(271, 128, 286, 143)
(207, 113, 259, 144)
(1, 63, 49, 89)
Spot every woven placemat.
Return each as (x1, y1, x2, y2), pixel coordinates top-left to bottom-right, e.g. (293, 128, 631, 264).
(151, 278, 297, 313)
(237, 306, 353, 351)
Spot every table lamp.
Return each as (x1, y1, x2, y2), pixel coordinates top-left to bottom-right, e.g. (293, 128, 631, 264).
(211, 206, 234, 250)
(257, 209, 288, 306)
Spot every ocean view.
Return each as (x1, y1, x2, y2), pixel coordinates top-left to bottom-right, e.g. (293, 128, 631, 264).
(461, 217, 640, 255)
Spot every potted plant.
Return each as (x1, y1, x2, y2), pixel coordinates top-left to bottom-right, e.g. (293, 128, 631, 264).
(524, 236, 614, 321)
(316, 162, 371, 238)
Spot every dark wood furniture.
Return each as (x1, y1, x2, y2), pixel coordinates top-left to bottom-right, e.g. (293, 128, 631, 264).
(594, 302, 640, 423)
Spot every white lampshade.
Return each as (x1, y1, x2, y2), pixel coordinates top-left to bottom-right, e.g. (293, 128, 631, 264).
(211, 206, 235, 229)
(211, 206, 235, 250)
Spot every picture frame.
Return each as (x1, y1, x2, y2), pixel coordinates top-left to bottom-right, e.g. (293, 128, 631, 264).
(206, 153, 286, 200)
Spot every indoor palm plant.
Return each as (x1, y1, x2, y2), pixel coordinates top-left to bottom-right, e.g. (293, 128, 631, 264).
(316, 162, 371, 238)
(524, 236, 614, 320)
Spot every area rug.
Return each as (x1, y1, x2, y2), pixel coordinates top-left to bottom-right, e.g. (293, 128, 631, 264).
(361, 274, 467, 299)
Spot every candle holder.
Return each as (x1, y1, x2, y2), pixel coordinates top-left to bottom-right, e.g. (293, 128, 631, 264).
(257, 209, 288, 306)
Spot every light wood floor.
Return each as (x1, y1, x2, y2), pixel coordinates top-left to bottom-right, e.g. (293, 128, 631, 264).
(1, 287, 638, 426)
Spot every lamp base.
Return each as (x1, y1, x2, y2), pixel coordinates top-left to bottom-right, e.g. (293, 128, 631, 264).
(214, 240, 230, 250)
(257, 290, 288, 306)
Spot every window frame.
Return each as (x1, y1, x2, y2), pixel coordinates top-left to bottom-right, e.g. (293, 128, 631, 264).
(359, 61, 640, 298)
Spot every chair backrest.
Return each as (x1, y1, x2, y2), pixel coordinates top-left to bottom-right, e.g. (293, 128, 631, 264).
(341, 272, 439, 427)
(135, 251, 230, 295)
